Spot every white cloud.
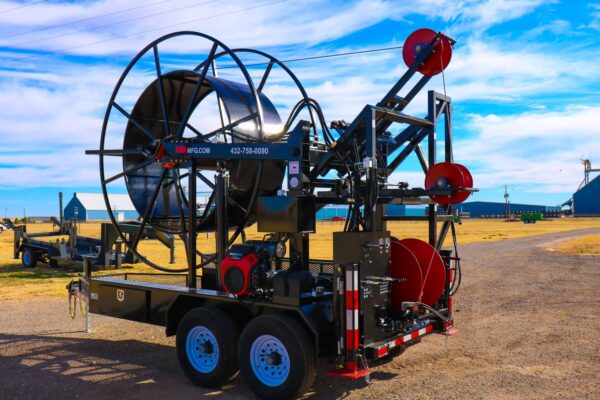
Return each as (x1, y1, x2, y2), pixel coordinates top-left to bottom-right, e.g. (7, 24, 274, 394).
(0, 0, 416, 56)
(0, 0, 597, 208)
(455, 106, 600, 194)
(443, 0, 550, 35)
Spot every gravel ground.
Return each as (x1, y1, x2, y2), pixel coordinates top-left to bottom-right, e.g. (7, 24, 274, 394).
(1, 228, 599, 400)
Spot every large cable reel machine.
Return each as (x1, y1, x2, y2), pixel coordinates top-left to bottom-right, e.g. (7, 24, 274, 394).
(90, 32, 318, 273)
(80, 29, 480, 396)
(89, 29, 474, 298)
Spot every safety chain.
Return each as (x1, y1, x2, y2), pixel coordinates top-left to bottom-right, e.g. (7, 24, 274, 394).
(359, 353, 371, 385)
(68, 292, 77, 319)
(67, 281, 87, 319)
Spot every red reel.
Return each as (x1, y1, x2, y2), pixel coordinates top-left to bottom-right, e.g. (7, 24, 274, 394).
(425, 162, 473, 205)
(390, 239, 423, 309)
(402, 28, 452, 76)
(390, 238, 446, 308)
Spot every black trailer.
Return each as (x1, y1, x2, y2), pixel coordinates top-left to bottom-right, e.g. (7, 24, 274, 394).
(14, 220, 175, 269)
(70, 28, 474, 399)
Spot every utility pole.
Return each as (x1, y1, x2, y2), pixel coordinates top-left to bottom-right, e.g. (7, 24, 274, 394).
(504, 185, 511, 219)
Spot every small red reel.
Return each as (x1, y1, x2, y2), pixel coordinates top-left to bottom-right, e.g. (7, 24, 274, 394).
(399, 238, 445, 306)
(390, 238, 446, 308)
(402, 28, 452, 76)
(425, 162, 473, 205)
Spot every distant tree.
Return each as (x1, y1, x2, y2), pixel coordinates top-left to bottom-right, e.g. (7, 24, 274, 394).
(22, 217, 30, 224)
(14, 218, 20, 224)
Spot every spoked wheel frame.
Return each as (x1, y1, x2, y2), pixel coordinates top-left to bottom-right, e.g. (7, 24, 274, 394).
(193, 48, 317, 252)
(94, 31, 314, 273)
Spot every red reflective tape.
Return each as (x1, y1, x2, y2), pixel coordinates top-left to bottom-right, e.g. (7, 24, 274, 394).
(346, 329, 359, 350)
(395, 337, 404, 346)
(411, 331, 419, 339)
(345, 290, 359, 310)
(426, 325, 433, 333)
(377, 347, 389, 357)
(175, 145, 188, 154)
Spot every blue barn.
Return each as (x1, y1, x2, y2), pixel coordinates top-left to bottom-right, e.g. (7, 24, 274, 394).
(457, 201, 561, 218)
(573, 175, 600, 217)
(63, 192, 139, 222)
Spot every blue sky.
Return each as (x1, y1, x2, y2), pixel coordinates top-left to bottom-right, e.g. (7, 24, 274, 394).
(0, 0, 599, 217)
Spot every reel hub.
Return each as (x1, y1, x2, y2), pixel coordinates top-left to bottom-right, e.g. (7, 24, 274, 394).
(402, 28, 452, 76)
(425, 162, 473, 205)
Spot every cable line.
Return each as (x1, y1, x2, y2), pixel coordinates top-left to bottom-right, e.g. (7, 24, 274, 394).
(220, 45, 405, 70)
(6, 0, 288, 62)
(0, 0, 173, 40)
(3, 0, 221, 47)
(0, 0, 44, 15)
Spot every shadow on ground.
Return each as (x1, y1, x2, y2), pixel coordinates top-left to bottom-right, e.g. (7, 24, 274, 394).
(0, 333, 373, 399)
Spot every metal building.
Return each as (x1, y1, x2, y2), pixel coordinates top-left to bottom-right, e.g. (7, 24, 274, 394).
(457, 201, 560, 218)
(573, 175, 600, 217)
(315, 205, 425, 220)
(63, 192, 138, 222)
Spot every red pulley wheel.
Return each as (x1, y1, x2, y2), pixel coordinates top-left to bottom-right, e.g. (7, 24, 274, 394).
(425, 162, 473, 205)
(390, 239, 423, 310)
(402, 28, 452, 76)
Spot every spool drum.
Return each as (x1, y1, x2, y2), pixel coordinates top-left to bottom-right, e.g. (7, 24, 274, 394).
(123, 71, 286, 233)
(390, 238, 446, 308)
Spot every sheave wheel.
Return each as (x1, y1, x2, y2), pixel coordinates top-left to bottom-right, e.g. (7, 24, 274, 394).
(176, 307, 239, 388)
(238, 314, 316, 400)
(22, 247, 37, 268)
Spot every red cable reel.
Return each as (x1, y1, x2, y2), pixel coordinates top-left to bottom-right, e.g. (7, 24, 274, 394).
(402, 28, 453, 76)
(425, 162, 473, 205)
(390, 238, 446, 309)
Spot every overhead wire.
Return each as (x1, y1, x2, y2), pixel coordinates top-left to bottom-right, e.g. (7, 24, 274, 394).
(3, 0, 221, 48)
(5, 0, 289, 62)
(0, 0, 173, 40)
(0, 0, 44, 15)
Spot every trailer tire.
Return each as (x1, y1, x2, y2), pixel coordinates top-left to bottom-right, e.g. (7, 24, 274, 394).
(176, 307, 239, 388)
(22, 247, 38, 268)
(238, 314, 316, 400)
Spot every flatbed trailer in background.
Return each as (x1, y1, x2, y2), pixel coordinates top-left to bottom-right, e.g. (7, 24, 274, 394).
(14, 220, 175, 269)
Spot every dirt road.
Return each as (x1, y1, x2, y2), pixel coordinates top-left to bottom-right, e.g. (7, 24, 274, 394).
(1, 229, 599, 399)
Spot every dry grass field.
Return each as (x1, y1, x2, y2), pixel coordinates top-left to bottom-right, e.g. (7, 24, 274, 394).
(1, 217, 599, 301)
(554, 233, 600, 255)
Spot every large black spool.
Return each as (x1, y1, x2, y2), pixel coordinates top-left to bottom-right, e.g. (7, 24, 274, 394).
(95, 32, 313, 271)
(123, 70, 285, 233)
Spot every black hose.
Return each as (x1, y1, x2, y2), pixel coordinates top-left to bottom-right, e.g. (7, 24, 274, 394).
(402, 302, 452, 324)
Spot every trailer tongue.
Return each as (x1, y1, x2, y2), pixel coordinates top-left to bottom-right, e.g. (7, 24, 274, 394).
(71, 28, 475, 400)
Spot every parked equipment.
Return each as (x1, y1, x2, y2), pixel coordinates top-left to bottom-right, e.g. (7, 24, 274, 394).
(1, 218, 15, 231)
(70, 28, 474, 399)
(521, 212, 542, 224)
(13, 220, 174, 269)
(13, 193, 175, 269)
